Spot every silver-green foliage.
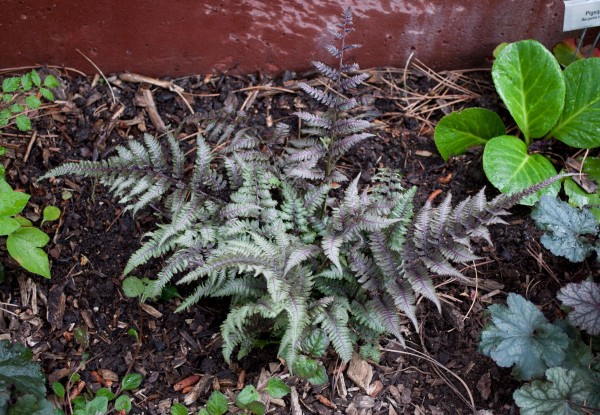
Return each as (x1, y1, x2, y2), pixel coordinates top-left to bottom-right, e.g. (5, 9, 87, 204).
(40, 9, 558, 373)
(479, 289, 600, 413)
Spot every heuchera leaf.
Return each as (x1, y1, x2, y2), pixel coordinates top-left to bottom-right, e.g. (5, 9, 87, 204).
(492, 40, 565, 141)
(557, 280, 600, 335)
(550, 58, 600, 149)
(513, 367, 591, 415)
(478, 293, 569, 381)
(434, 107, 505, 161)
(531, 196, 599, 262)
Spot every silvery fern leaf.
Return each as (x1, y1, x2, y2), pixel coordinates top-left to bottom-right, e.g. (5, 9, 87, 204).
(319, 300, 353, 363)
(557, 280, 600, 335)
(340, 73, 370, 90)
(312, 60, 339, 79)
(297, 83, 337, 107)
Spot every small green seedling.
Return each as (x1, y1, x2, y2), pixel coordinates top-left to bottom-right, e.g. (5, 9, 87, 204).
(197, 377, 291, 415)
(434, 40, 600, 205)
(122, 275, 180, 302)
(1, 69, 60, 131)
(53, 373, 142, 415)
(0, 167, 60, 278)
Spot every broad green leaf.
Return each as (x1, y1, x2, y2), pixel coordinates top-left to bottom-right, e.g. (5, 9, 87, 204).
(302, 329, 329, 358)
(550, 58, 600, 148)
(513, 367, 590, 415)
(583, 157, 600, 181)
(0, 191, 29, 216)
(434, 108, 505, 160)
(21, 73, 33, 91)
(14, 217, 32, 226)
(236, 385, 260, 408)
(531, 196, 599, 262)
(6, 227, 51, 278)
(52, 382, 65, 399)
(563, 177, 600, 212)
(246, 401, 266, 415)
(94, 388, 115, 401)
(84, 396, 108, 415)
(170, 403, 187, 415)
(40, 88, 54, 101)
(553, 39, 584, 67)
(483, 136, 559, 205)
(15, 115, 32, 132)
(265, 378, 291, 399)
(205, 391, 227, 415)
(292, 356, 328, 385)
(557, 281, 600, 335)
(42, 206, 61, 223)
(2, 94, 12, 103)
(478, 293, 569, 381)
(120, 373, 142, 391)
(25, 95, 41, 110)
(43, 75, 60, 88)
(114, 395, 132, 413)
(0, 217, 21, 235)
(492, 40, 565, 140)
(159, 284, 180, 301)
(6, 393, 55, 415)
(30, 70, 41, 87)
(0, 340, 46, 398)
(122, 277, 145, 298)
(2, 77, 21, 93)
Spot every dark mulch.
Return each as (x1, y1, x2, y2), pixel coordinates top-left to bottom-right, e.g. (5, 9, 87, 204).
(0, 65, 597, 415)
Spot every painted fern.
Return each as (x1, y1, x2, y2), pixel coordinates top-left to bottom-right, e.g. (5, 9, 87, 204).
(39, 8, 568, 378)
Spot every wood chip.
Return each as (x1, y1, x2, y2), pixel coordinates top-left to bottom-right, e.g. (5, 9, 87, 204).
(315, 394, 337, 409)
(140, 303, 163, 319)
(347, 353, 373, 393)
(367, 380, 384, 397)
(476, 372, 491, 400)
(174, 375, 200, 392)
(415, 150, 432, 157)
(184, 375, 212, 405)
(290, 387, 303, 415)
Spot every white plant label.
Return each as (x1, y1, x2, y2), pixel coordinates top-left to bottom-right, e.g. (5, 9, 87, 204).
(564, 0, 600, 31)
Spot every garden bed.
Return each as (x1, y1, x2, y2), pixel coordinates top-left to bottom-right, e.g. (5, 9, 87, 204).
(0, 63, 597, 415)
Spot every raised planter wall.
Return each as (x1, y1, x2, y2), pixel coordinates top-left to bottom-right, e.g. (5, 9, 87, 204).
(0, 0, 592, 77)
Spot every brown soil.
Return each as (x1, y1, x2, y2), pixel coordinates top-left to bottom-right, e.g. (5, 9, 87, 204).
(0, 65, 597, 415)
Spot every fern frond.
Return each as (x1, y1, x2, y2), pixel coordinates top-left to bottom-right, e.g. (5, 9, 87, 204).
(340, 73, 369, 90)
(312, 61, 340, 80)
(369, 295, 405, 345)
(319, 300, 353, 363)
(385, 279, 418, 332)
(298, 83, 337, 107)
(331, 133, 373, 158)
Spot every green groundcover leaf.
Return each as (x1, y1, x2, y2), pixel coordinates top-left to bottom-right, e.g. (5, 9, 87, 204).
(478, 294, 569, 381)
(205, 391, 227, 415)
(0, 340, 46, 398)
(434, 108, 505, 161)
(236, 385, 260, 408)
(6, 227, 51, 278)
(493, 40, 565, 140)
(557, 280, 600, 336)
(0, 191, 30, 217)
(265, 378, 291, 399)
(483, 136, 559, 205)
(513, 367, 591, 415)
(551, 58, 600, 149)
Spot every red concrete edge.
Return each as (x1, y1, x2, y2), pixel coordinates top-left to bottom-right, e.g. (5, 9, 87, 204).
(0, 0, 596, 77)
